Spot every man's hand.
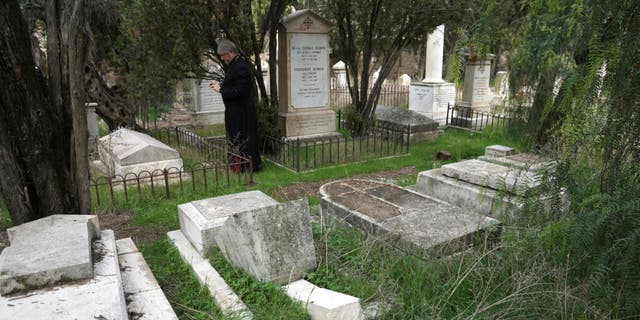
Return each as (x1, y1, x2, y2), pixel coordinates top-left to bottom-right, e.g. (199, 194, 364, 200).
(209, 80, 221, 93)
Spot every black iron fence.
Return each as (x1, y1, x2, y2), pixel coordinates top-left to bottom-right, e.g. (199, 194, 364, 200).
(331, 83, 409, 109)
(89, 127, 252, 208)
(446, 104, 519, 131)
(262, 123, 410, 172)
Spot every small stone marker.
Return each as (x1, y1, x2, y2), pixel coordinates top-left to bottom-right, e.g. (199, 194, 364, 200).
(178, 191, 317, 284)
(320, 179, 499, 254)
(98, 128, 183, 176)
(484, 144, 516, 157)
(0, 215, 100, 296)
(284, 279, 364, 320)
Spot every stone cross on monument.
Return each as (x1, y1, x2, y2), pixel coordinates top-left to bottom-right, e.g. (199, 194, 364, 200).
(409, 25, 456, 123)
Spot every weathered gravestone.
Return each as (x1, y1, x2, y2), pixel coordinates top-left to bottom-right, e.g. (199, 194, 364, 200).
(375, 105, 440, 142)
(178, 191, 317, 284)
(320, 179, 500, 255)
(460, 54, 494, 110)
(409, 24, 456, 122)
(98, 128, 183, 176)
(277, 10, 338, 138)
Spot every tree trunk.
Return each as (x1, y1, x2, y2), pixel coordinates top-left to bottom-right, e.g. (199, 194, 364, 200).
(0, 0, 77, 224)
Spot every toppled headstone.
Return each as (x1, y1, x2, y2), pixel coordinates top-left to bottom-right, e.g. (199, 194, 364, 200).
(178, 190, 279, 257)
(178, 191, 317, 284)
(285, 279, 363, 320)
(98, 128, 183, 176)
(320, 179, 499, 254)
(0, 215, 100, 296)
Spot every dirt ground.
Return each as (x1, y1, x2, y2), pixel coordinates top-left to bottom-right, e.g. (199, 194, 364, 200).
(0, 166, 417, 250)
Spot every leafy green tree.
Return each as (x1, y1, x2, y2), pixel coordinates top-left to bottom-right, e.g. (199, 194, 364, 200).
(324, 0, 470, 132)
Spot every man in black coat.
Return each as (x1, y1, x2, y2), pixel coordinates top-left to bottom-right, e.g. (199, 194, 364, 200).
(210, 40, 261, 171)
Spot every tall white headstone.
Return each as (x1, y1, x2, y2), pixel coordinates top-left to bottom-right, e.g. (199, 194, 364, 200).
(423, 25, 445, 83)
(409, 25, 456, 124)
(278, 10, 337, 138)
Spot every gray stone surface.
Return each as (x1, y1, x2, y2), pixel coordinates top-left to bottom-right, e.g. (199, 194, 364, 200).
(0, 230, 128, 319)
(0, 215, 100, 296)
(415, 168, 522, 217)
(215, 198, 317, 284)
(116, 238, 178, 319)
(375, 105, 439, 133)
(98, 128, 183, 176)
(319, 179, 499, 255)
(484, 145, 515, 157)
(478, 152, 555, 172)
(285, 279, 363, 320)
(441, 159, 540, 194)
(168, 230, 253, 319)
(178, 191, 279, 257)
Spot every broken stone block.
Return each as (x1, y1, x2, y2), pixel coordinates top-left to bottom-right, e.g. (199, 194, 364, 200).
(285, 279, 363, 320)
(0, 215, 100, 296)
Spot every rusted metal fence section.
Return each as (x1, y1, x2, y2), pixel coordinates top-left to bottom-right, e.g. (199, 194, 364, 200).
(331, 83, 410, 109)
(90, 127, 253, 207)
(445, 104, 521, 132)
(262, 124, 410, 172)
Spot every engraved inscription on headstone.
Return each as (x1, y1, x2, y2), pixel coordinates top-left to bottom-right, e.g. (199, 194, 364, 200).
(290, 33, 329, 108)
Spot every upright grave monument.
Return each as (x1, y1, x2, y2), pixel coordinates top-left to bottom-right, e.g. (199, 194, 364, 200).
(409, 25, 456, 122)
(278, 10, 337, 138)
(460, 54, 495, 110)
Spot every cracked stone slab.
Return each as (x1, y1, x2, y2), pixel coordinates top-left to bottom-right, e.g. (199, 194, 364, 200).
(320, 179, 499, 255)
(0, 215, 100, 296)
(441, 159, 540, 194)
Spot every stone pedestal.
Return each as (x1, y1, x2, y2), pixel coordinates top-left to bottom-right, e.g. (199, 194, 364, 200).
(277, 10, 337, 139)
(461, 56, 493, 110)
(409, 82, 456, 120)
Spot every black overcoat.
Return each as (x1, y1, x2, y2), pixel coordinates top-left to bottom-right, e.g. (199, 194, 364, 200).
(220, 55, 261, 170)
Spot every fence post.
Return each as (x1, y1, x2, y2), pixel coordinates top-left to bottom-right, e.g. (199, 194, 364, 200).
(164, 169, 170, 198)
(406, 125, 411, 153)
(296, 138, 301, 172)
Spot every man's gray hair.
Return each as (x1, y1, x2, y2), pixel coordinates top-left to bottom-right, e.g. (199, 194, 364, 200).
(217, 40, 238, 55)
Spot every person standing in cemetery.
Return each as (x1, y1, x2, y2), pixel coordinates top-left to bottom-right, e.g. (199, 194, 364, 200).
(209, 40, 262, 172)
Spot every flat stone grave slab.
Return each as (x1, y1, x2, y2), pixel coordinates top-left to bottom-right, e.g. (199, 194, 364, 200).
(284, 279, 363, 320)
(319, 179, 499, 254)
(0, 230, 128, 319)
(375, 105, 439, 141)
(441, 159, 540, 194)
(178, 191, 317, 284)
(478, 152, 555, 172)
(98, 128, 183, 177)
(0, 215, 101, 296)
(178, 190, 279, 257)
